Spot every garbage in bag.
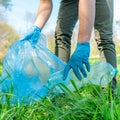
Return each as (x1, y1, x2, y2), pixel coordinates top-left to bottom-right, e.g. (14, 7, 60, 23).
(0, 32, 115, 103)
(0, 32, 66, 103)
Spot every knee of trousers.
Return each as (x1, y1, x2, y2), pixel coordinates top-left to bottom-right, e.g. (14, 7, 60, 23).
(55, 37, 71, 63)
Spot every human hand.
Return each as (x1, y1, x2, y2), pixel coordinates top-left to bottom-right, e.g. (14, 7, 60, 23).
(63, 42, 90, 80)
(21, 25, 41, 44)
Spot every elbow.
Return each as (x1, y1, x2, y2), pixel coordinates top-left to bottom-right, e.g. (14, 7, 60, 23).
(40, 0, 53, 11)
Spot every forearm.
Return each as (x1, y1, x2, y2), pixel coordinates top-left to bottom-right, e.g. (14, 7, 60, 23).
(78, 0, 95, 42)
(34, 0, 53, 30)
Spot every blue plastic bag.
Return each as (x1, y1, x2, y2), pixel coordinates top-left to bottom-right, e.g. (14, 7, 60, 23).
(0, 33, 66, 103)
(0, 32, 115, 103)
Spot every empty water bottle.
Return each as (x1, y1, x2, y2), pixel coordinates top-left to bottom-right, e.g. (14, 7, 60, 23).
(47, 62, 115, 94)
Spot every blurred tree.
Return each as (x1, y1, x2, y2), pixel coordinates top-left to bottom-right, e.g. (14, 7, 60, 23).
(46, 31, 55, 53)
(0, 0, 12, 9)
(0, 21, 20, 61)
(0, 0, 12, 21)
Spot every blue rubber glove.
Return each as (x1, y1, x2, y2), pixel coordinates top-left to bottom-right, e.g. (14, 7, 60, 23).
(21, 25, 41, 44)
(63, 42, 90, 80)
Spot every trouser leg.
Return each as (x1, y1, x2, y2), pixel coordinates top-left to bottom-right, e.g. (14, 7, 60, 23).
(55, 0, 78, 63)
(94, 0, 117, 91)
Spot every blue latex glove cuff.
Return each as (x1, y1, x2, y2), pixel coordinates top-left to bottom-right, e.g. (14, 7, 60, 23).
(63, 42, 90, 80)
(20, 25, 41, 44)
(33, 25, 41, 32)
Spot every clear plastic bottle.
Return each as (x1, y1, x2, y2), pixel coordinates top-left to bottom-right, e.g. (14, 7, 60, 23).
(48, 62, 115, 93)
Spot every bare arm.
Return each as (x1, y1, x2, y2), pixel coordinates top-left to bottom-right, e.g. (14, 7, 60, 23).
(78, 0, 95, 42)
(34, 0, 53, 30)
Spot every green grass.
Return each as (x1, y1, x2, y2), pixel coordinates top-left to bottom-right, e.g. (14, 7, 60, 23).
(0, 81, 120, 120)
(0, 57, 120, 120)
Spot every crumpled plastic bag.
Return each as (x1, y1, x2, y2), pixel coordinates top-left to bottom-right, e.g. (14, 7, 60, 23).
(0, 33, 115, 103)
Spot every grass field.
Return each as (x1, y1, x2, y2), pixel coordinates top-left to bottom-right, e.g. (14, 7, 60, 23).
(0, 57, 120, 120)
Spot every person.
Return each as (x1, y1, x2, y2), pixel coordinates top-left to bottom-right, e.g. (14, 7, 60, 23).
(22, 0, 118, 93)
(94, 0, 118, 93)
(54, 0, 118, 93)
(23, 0, 95, 80)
